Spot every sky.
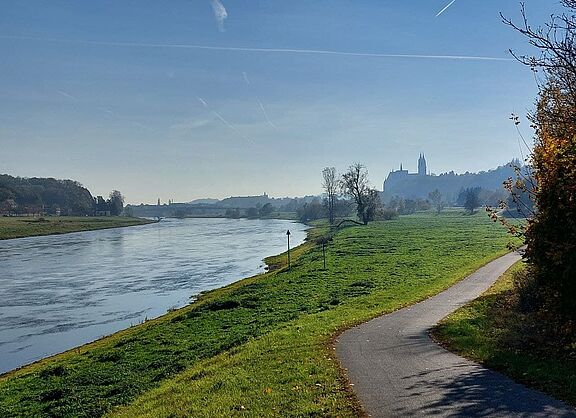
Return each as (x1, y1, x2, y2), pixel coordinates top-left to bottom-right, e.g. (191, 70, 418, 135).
(0, 1, 566, 204)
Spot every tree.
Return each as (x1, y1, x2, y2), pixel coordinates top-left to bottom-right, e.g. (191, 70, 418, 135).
(225, 208, 241, 219)
(333, 197, 354, 218)
(296, 200, 325, 223)
(259, 203, 274, 217)
(504, 1, 576, 317)
(340, 163, 381, 225)
(246, 207, 258, 218)
(322, 167, 338, 224)
(462, 187, 480, 215)
(428, 189, 444, 214)
(109, 190, 124, 216)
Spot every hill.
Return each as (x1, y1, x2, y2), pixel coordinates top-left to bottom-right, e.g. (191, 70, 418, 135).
(382, 157, 520, 204)
(0, 175, 95, 216)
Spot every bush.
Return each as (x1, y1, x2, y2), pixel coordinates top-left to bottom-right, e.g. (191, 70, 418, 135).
(375, 208, 398, 221)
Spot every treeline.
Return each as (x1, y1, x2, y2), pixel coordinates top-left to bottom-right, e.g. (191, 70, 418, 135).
(313, 164, 532, 225)
(0, 174, 124, 216)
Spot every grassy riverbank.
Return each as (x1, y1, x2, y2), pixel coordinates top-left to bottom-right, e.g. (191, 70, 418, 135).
(0, 212, 514, 417)
(433, 262, 576, 407)
(0, 216, 154, 240)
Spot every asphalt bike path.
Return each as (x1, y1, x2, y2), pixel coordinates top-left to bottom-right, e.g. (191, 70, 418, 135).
(336, 252, 576, 417)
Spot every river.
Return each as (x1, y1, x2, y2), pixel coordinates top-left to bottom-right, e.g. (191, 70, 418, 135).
(0, 218, 307, 374)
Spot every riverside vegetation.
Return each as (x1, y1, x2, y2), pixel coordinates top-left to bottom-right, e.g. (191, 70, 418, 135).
(0, 216, 153, 240)
(0, 212, 514, 417)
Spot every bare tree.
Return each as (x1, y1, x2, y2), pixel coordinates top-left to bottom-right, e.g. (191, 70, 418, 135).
(502, 1, 576, 124)
(322, 167, 338, 224)
(340, 163, 381, 225)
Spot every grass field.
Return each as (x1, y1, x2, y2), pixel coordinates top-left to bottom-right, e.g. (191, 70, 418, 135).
(0, 211, 514, 417)
(433, 262, 576, 407)
(0, 216, 153, 240)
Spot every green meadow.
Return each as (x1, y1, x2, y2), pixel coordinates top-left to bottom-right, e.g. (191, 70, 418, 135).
(0, 216, 153, 240)
(433, 262, 576, 407)
(0, 212, 514, 417)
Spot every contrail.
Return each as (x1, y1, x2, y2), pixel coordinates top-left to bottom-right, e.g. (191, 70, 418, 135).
(212, 110, 252, 142)
(436, 0, 457, 18)
(196, 96, 208, 108)
(1, 35, 513, 62)
(257, 100, 277, 130)
(56, 89, 78, 101)
(196, 95, 252, 142)
(210, 0, 228, 32)
(100, 107, 115, 116)
(242, 71, 251, 86)
(242, 71, 278, 130)
(97, 105, 153, 131)
(131, 121, 154, 132)
(55, 89, 152, 131)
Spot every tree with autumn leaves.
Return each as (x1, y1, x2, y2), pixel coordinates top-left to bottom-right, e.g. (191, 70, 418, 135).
(504, 1, 576, 319)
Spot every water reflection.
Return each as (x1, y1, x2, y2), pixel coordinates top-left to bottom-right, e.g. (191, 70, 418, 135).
(0, 218, 307, 373)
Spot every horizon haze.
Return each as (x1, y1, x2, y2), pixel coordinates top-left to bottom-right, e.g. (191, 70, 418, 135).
(0, 1, 561, 204)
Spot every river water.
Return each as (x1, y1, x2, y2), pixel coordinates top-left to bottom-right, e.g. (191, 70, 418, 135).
(0, 218, 307, 374)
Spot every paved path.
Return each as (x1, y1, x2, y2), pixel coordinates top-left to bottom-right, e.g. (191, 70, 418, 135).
(336, 252, 576, 417)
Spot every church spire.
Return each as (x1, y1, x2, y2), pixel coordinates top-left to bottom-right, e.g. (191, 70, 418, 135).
(418, 153, 427, 176)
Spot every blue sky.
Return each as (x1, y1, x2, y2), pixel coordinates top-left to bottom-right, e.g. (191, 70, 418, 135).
(0, 1, 564, 203)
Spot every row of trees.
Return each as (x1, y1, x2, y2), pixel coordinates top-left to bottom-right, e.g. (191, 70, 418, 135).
(322, 164, 509, 224)
(321, 164, 495, 225)
(224, 203, 274, 219)
(322, 163, 384, 225)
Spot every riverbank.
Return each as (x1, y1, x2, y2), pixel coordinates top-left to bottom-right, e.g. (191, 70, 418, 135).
(0, 212, 514, 417)
(166, 212, 299, 221)
(433, 262, 576, 407)
(0, 216, 154, 240)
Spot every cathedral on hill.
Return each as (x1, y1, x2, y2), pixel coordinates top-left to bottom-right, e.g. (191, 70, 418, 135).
(382, 154, 517, 204)
(383, 154, 429, 193)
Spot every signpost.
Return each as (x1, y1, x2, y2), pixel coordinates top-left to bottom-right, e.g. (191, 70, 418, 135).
(317, 236, 332, 271)
(286, 229, 291, 271)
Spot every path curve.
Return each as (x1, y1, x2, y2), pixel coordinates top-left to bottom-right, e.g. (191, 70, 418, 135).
(336, 252, 576, 417)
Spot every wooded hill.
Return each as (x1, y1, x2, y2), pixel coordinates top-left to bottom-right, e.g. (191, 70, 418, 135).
(0, 174, 95, 216)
